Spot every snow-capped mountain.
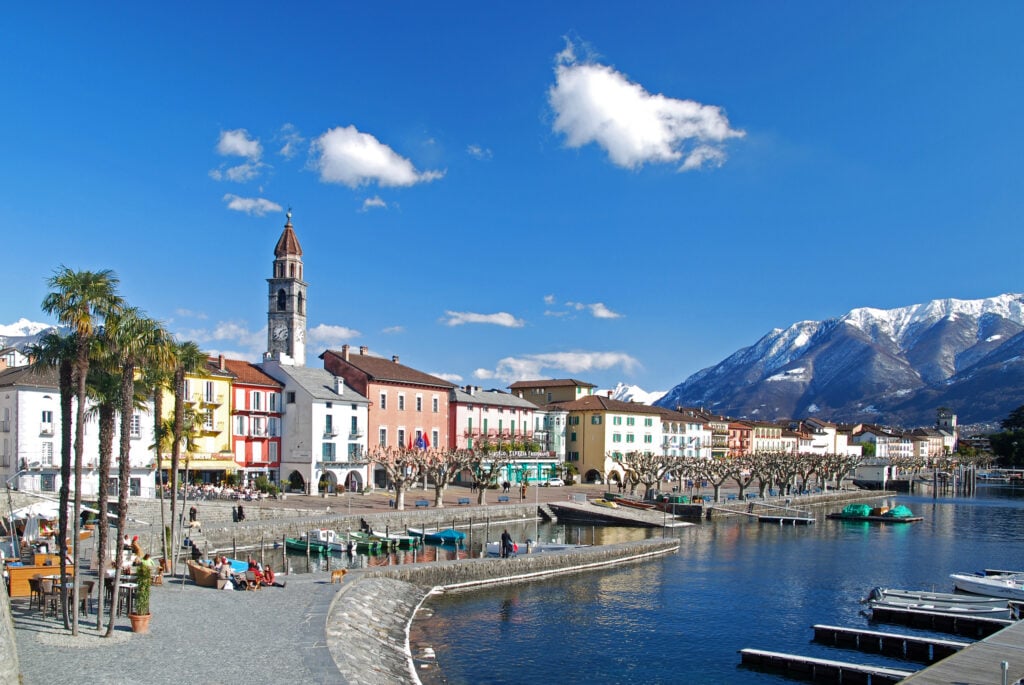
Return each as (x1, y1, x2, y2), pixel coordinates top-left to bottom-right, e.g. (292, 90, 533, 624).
(601, 383, 666, 405)
(655, 294, 1024, 426)
(0, 319, 60, 352)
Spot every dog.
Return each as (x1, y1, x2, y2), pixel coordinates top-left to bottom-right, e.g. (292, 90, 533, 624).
(330, 568, 348, 584)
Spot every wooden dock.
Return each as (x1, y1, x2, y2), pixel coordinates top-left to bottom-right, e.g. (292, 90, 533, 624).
(548, 499, 694, 528)
(739, 648, 915, 683)
(869, 604, 1014, 638)
(707, 500, 815, 525)
(812, 624, 969, 663)
(900, 617, 1024, 684)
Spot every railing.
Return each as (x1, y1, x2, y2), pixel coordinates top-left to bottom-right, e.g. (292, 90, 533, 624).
(204, 393, 225, 405)
(323, 430, 338, 438)
(349, 430, 363, 439)
(39, 423, 54, 436)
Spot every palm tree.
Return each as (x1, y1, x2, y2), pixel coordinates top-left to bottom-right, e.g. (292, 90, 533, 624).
(141, 343, 175, 563)
(104, 309, 169, 636)
(41, 266, 123, 635)
(168, 341, 207, 572)
(24, 331, 76, 629)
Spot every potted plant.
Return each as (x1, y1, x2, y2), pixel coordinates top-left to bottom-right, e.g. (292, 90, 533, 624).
(129, 561, 152, 633)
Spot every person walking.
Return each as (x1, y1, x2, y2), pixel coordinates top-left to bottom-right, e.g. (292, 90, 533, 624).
(500, 529, 514, 558)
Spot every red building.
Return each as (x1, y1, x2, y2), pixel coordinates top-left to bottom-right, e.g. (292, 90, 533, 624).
(222, 358, 283, 484)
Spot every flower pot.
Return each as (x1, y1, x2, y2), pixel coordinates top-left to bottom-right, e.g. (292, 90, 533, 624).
(129, 613, 151, 633)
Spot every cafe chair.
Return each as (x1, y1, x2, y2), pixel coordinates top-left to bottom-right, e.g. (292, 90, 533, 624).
(38, 578, 59, 618)
(79, 580, 94, 616)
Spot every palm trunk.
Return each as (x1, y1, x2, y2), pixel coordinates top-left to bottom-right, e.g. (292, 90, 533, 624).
(169, 367, 184, 576)
(154, 390, 167, 562)
(57, 359, 73, 629)
(95, 403, 115, 632)
(107, 364, 136, 636)
(71, 352, 88, 636)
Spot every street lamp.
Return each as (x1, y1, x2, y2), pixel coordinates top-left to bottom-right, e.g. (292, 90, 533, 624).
(5, 470, 28, 554)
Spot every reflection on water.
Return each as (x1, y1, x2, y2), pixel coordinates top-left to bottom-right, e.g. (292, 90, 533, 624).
(418, 489, 1024, 685)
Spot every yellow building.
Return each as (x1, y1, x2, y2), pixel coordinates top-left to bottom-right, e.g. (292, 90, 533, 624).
(158, 356, 237, 483)
(556, 394, 665, 485)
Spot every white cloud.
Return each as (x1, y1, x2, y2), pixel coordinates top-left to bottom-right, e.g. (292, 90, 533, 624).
(543, 294, 556, 305)
(174, 309, 207, 320)
(312, 125, 445, 188)
(173, 321, 265, 361)
(548, 39, 744, 171)
(360, 196, 388, 212)
(216, 129, 262, 159)
(308, 324, 361, 347)
(277, 123, 304, 160)
(223, 194, 283, 217)
(442, 311, 525, 328)
(381, 325, 405, 335)
(467, 144, 493, 160)
(474, 351, 640, 384)
(564, 301, 623, 319)
(432, 372, 464, 383)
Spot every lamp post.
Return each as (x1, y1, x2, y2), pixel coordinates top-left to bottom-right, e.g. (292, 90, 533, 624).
(5, 470, 27, 555)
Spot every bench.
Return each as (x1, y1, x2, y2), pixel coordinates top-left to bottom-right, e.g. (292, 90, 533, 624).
(497, 495, 510, 503)
(457, 497, 471, 505)
(415, 499, 429, 508)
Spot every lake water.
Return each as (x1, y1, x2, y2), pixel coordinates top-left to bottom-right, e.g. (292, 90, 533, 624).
(412, 487, 1024, 684)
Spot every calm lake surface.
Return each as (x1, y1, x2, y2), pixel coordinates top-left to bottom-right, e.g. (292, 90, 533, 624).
(413, 487, 1024, 685)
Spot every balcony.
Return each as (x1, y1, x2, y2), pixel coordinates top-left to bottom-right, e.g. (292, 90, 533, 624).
(348, 430, 363, 440)
(323, 429, 338, 439)
(39, 422, 54, 436)
(202, 422, 225, 435)
(0, 420, 9, 432)
(203, 394, 225, 406)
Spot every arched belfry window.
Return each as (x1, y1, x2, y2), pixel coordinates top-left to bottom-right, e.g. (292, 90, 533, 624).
(275, 263, 282, 278)
(289, 264, 295, 278)
(277, 289, 287, 311)
(298, 292, 305, 315)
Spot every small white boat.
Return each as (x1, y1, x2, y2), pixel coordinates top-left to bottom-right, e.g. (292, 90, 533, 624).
(950, 572, 1024, 601)
(864, 586, 1008, 606)
(867, 599, 1013, 619)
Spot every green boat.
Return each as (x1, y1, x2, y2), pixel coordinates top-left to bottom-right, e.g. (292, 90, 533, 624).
(285, 536, 329, 554)
(826, 503, 923, 523)
(348, 531, 387, 553)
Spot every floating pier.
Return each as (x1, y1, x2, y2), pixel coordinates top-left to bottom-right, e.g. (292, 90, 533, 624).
(868, 605, 1014, 638)
(547, 499, 693, 528)
(901, 618, 1024, 684)
(707, 500, 815, 525)
(812, 624, 969, 663)
(739, 648, 914, 683)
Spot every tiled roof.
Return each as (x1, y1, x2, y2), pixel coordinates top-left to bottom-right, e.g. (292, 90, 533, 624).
(221, 358, 283, 388)
(507, 378, 596, 390)
(322, 350, 455, 389)
(0, 365, 58, 389)
(274, 215, 303, 257)
(553, 394, 665, 414)
(450, 387, 539, 410)
(269, 365, 369, 403)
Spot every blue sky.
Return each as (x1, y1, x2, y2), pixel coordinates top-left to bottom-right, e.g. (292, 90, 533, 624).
(3, 3, 1023, 392)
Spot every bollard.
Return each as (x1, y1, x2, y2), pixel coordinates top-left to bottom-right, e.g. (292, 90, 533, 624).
(1002, 660, 1009, 685)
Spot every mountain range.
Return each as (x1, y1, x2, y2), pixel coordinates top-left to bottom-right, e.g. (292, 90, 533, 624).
(654, 293, 1024, 429)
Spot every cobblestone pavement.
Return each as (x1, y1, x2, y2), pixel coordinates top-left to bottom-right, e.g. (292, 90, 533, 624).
(13, 572, 349, 685)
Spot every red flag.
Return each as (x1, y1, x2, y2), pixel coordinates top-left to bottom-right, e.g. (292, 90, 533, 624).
(407, 435, 413, 449)
(424, 432, 431, 448)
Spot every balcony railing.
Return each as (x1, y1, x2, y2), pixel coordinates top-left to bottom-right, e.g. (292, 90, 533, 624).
(204, 394, 224, 405)
(39, 422, 54, 436)
(349, 430, 363, 439)
(323, 429, 338, 439)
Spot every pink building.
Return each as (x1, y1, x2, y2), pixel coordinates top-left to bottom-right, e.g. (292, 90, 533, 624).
(221, 357, 283, 483)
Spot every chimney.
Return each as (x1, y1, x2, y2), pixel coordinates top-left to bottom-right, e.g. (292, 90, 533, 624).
(607, 390, 613, 398)
(359, 346, 368, 355)
(341, 344, 350, 361)
(334, 377, 345, 395)
(391, 354, 399, 363)
(465, 385, 475, 396)
(218, 354, 225, 371)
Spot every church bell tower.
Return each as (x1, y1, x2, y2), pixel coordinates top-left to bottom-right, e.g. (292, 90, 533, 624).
(266, 211, 307, 365)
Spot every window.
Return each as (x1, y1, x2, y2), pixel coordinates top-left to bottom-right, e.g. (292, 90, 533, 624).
(277, 288, 286, 311)
(348, 443, 361, 459)
(322, 443, 336, 461)
(204, 381, 215, 402)
(130, 478, 141, 497)
(570, 431, 577, 442)
(351, 416, 358, 435)
(643, 434, 653, 444)
(269, 393, 280, 412)
(325, 415, 334, 436)
(41, 410, 53, 423)
(203, 410, 214, 431)
(612, 434, 622, 443)
(380, 392, 387, 410)
(644, 418, 653, 427)
(1, 438, 8, 467)
(252, 392, 263, 411)
(432, 430, 439, 448)
(626, 434, 635, 443)
(613, 416, 622, 425)
(416, 395, 422, 412)
(379, 428, 387, 447)
(41, 474, 56, 492)
(432, 396, 439, 413)
(252, 417, 266, 437)
(269, 443, 278, 463)
(626, 417, 635, 426)
(397, 429, 406, 449)
(268, 417, 280, 436)
(398, 394, 406, 411)
(41, 442, 54, 466)
(591, 415, 602, 425)
(286, 391, 296, 404)
(235, 416, 248, 435)
(130, 413, 141, 438)
(567, 451, 579, 462)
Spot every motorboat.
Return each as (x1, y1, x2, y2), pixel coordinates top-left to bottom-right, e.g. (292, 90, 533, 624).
(408, 527, 466, 544)
(864, 586, 1007, 606)
(285, 529, 337, 555)
(950, 572, 1024, 600)
(866, 598, 1013, 619)
(591, 499, 619, 509)
(370, 529, 419, 548)
(613, 497, 655, 510)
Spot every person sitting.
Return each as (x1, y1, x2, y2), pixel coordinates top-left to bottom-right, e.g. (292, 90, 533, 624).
(130, 535, 143, 558)
(190, 543, 204, 562)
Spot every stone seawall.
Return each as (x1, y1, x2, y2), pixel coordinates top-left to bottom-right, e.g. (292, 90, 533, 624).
(325, 539, 679, 684)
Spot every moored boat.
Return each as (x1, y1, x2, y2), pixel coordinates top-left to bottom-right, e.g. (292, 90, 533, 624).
(826, 503, 922, 523)
(187, 560, 227, 589)
(285, 529, 337, 555)
(591, 499, 619, 509)
(867, 598, 1013, 618)
(371, 529, 419, 548)
(408, 527, 466, 544)
(614, 498, 655, 510)
(864, 586, 1007, 606)
(950, 572, 1024, 600)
